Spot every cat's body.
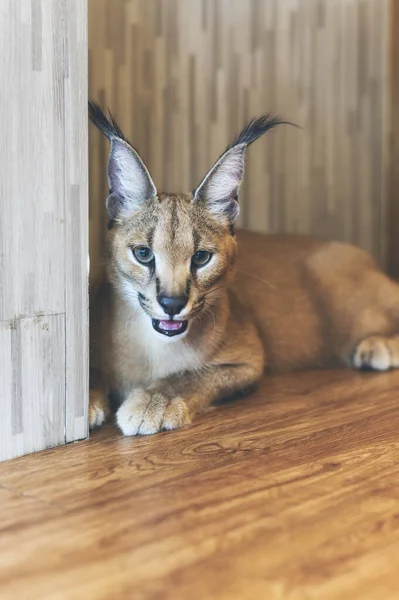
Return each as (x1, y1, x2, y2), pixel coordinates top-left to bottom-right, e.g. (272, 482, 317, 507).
(88, 103, 399, 435)
(233, 231, 399, 371)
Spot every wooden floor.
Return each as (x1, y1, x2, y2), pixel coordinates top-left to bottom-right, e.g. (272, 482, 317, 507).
(1, 370, 399, 600)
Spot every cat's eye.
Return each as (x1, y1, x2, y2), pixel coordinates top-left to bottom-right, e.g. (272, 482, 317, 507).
(133, 246, 154, 264)
(192, 250, 212, 267)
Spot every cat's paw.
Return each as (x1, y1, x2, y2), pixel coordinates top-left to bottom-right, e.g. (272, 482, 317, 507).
(89, 390, 110, 429)
(116, 389, 192, 436)
(353, 335, 399, 371)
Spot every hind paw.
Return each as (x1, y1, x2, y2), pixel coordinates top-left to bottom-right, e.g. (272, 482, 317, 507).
(353, 336, 399, 371)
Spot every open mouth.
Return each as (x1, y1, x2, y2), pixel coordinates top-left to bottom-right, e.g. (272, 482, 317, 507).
(151, 319, 188, 337)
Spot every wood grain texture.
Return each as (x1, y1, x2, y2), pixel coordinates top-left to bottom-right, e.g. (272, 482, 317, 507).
(0, 0, 65, 320)
(64, 0, 89, 443)
(388, 0, 399, 276)
(0, 315, 65, 462)
(88, 0, 390, 288)
(1, 370, 399, 598)
(0, 0, 89, 460)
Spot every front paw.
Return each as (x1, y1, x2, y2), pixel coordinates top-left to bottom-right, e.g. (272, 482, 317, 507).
(89, 390, 110, 429)
(116, 389, 192, 436)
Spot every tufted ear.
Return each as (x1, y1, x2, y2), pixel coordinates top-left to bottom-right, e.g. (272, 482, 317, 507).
(106, 138, 157, 219)
(193, 144, 245, 222)
(89, 102, 157, 220)
(193, 114, 293, 223)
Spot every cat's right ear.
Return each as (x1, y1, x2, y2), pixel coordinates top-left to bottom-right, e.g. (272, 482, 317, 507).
(89, 102, 157, 220)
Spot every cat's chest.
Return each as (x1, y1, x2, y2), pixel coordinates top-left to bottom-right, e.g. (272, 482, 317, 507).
(107, 317, 202, 391)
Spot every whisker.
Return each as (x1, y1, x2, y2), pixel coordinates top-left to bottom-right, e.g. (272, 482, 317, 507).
(232, 268, 277, 290)
(203, 285, 228, 298)
(203, 305, 217, 339)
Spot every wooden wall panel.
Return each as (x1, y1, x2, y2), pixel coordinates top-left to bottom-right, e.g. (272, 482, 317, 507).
(88, 0, 390, 285)
(0, 0, 65, 320)
(64, 0, 90, 442)
(0, 316, 65, 462)
(388, 0, 399, 277)
(0, 1, 89, 460)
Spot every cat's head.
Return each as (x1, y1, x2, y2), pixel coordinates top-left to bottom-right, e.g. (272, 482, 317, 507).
(89, 102, 288, 341)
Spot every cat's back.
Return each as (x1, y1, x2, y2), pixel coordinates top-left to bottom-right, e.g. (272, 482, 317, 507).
(233, 230, 377, 293)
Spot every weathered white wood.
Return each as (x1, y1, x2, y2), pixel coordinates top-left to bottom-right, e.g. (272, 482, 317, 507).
(0, 0, 65, 321)
(0, 315, 65, 462)
(0, 0, 89, 460)
(64, 0, 89, 442)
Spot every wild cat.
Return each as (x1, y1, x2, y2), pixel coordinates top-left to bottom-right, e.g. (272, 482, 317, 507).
(89, 102, 399, 435)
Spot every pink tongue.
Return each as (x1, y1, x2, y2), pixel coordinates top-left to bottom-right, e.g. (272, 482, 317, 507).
(159, 320, 183, 331)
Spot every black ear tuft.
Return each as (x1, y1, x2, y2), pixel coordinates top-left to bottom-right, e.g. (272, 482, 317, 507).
(193, 113, 297, 224)
(226, 114, 298, 151)
(88, 101, 127, 142)
(88, 101, 157, 218)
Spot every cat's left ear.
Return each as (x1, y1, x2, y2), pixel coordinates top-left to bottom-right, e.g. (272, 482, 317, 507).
(193, 144, 245, 222)
(193, 114, 293, 223)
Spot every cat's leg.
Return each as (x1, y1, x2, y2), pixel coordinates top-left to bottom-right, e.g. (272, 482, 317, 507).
(352, 335, 399, 371)
(343, 275, 399, 371)
(323, 267, 399, 372)
(89, 389, 110, 428)
(116, 296, 265, 436)
(89, 369, 110, 429)
(305, 243, 399, 372)
(116, 352, 264, 436)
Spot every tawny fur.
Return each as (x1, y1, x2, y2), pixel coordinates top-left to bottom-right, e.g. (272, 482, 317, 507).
(89, 104, 399, 435)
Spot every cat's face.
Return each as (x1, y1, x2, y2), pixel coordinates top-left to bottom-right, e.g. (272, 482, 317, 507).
(108, 193, 237, 340)
(89, 102, 284, 340)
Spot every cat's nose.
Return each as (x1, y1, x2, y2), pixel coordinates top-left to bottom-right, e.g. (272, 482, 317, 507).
(157, 295, 188, 317)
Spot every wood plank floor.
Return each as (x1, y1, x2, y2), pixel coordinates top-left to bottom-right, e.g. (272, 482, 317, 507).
(1, 370, 399, 599)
